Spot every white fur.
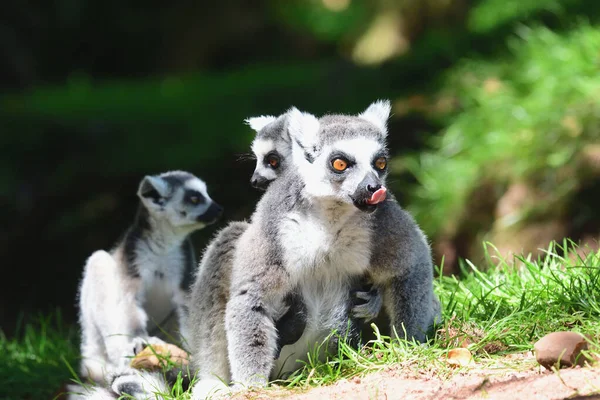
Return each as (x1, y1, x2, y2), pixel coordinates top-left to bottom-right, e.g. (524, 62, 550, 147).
(142, 178, 214, 230)
(185, 178, 209, 199)
(79, 250, 148, 382)
(251, 138, 275, 159)
(287, 107, 320, 149)
(65, 383, 115, 400)
(139, 175, 170, 197)
(251, 138, 294, 182)
(79, 172, 217, 385)
(110, 369, 170, 399)
(299, 138, 386, 202)
(358, 99, 391, 135)
(191, 378, 230, 400)
(275, 200, 372, 375)
(135, 237, 185, 335)
(245, 115, 277, 132)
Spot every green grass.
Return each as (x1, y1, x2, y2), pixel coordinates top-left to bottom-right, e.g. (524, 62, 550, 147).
(273, 239, 600, 393)
(0, 311, 79, 400)
(3, 240, 600, 399)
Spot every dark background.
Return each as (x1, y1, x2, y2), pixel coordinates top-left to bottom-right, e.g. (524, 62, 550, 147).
(2, 0, 599, 337)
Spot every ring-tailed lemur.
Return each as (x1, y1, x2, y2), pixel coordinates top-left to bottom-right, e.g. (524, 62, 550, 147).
(190, 101, 439, 399)
(77, 170, 223, 389)
(247, 110, 384, 325)
(187, 110, 386, 399)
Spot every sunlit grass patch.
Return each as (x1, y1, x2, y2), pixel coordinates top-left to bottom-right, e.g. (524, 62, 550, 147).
(254, 240, 600, 394)
(3, 241, 599, 399)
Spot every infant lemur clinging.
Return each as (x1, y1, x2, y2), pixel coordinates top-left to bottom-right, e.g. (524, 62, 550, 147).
(77, 170, 223, 385)
(189, 101, 440, 399)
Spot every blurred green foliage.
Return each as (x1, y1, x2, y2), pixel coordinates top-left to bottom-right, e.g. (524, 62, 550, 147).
(405, 23, 600, 236)
(2, 0, 600, 334)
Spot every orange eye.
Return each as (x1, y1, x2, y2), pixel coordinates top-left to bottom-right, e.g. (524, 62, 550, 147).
(375, 157, 387, 170)
(266, 154, 280, 168)
(332, 158, 348, 172)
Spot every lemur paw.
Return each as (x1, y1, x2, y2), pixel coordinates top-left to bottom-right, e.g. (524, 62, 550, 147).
(191, 378, 230, 400)
(110, 368, 168, 399)
(351, 286, 383, 322)
(130, 336, 168, 357)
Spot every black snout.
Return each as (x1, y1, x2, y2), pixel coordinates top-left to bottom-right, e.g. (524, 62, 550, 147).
(250, 172, 272, 191)
(367, 183, 382, 194)
(197, 201, 224, 224)
(350, 174, 382, 213)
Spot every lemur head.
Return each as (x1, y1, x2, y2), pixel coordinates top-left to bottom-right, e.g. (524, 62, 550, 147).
(246, 112, 292, 190)
(137, 170, 223, 230)
(288, 100, 392, 213)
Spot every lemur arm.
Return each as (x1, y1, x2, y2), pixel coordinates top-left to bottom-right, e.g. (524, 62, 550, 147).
(225, 265, 290, 389)
(385, 262, 439, 343)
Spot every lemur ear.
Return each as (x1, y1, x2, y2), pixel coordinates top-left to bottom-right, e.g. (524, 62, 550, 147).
(138, 175, 169, 204)
(358, 99, 392, 136)
(244, 115, 277, 133)
(287, 106, 320, 150)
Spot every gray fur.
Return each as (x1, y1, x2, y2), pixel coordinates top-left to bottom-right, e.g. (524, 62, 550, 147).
(248, 110, 383, 321)
(187, 221, 250, 395)
(190, 101, 439, 398)
(77, 170, 222, 385)
(248, 111, 293, 189)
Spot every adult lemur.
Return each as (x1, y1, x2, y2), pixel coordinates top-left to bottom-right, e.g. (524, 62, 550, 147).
(190, 101, 440, 399)
(187, 111, 381, 398)
(77, 170, 222, 386)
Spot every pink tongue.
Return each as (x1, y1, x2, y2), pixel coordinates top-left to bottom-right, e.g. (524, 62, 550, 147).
(366, 187, 387, 205)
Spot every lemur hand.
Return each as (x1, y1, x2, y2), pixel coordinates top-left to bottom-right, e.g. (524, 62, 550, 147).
(351, 285, 383, 322)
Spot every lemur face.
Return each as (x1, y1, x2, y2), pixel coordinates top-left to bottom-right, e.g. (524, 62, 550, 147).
(317, 137, 389, 213)
(246, 112, 292, 190)
(137, 171, 223, 230)
(297, 134, 389, 213)
(287, 101, 392, 213)
(250, 138, 285, 190)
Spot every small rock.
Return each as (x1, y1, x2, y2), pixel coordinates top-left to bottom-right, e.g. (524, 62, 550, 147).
(130, 343, 189, 370)
(533, 331, 589, 370)
(447, 348, 473, 367)
(351, 376, 362, 384)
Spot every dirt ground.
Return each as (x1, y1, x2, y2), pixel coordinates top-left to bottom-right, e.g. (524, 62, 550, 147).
(233, 352, 600, 400)
(51, 352, 600, 400)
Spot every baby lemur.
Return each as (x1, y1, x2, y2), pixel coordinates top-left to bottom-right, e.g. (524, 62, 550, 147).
(189, 101, 440, 399)
(77, 170, 222, 387)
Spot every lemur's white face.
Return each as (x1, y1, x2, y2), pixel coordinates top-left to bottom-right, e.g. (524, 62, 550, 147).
(246, 113, 292, 190)
(299, 137, 389, 212)
(287, 100, 392, 213)
(250, 137, 289, 190)
(137, 172, 223, 230)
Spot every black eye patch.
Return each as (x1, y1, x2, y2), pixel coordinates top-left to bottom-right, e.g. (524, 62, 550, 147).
(184, 190, 206, 205)
(328, 152, 355, 174)
(264, 151, 281, 169)
(372, 152, 389, 174)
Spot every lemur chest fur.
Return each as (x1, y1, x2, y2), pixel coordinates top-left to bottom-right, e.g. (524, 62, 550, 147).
(279, 209, 372, 282)
(278, 208, 372, 332)
(133, 247, 185, 327)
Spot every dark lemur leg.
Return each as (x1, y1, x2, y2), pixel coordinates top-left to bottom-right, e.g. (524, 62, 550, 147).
(387, 265, 438, 343)
(350, 276, 387, 345)
(274, 291, 307, 358)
